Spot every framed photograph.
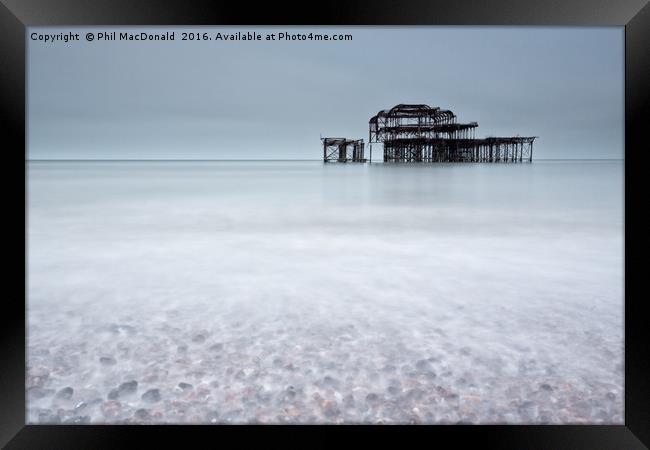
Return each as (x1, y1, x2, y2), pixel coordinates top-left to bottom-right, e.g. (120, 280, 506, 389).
(2, 0, 648, 447)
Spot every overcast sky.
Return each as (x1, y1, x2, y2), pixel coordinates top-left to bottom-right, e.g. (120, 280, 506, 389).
(28, 27, 623, 160)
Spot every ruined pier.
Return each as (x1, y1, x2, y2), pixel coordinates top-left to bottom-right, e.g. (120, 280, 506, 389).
(322, 137, 366, 162)
(369, 104, 536, 163)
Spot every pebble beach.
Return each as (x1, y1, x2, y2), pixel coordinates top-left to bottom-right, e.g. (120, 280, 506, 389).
(27, 305, 623, 424)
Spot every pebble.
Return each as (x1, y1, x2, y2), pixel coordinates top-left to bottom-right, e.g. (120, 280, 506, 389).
(74, 402, 88, 413)
(27, 368, 50, 388)
(571, 400, 592, 417)
(365, 393, 380, 404)
(518, 400, 537, 419)
(99, 356, 117, 366)
(321, 400, 340, 418)
(141, 389, 161, 403)
(108, 380, 138, 399)
(322, 376, 339, 388)
(178, 382, 193, 391)
(406, 388, 425, 401)
(100, 401, 122, 420)
(257, 390, 273, 404)
(206, 410, 220, 422)
(134, 408, 151, 420)
(422, 370, 437, 380)
(415, 359, 430, 370)
(28, 387, 55, 399)
(64, 415, 91, 424)
(387, 385, 400, 396)
(37, 409, 60, 423)
(283, 385, 297, 400)
(56, 387, 74, 400)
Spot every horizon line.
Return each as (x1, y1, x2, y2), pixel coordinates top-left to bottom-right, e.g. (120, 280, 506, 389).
(27, 158, 624, 162)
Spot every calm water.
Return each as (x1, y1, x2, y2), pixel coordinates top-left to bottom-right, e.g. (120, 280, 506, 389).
(27, 160, 624, 424)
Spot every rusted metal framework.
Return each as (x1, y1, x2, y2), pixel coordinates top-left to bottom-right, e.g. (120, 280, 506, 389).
(322, 137, 366, 162)
(369, 104, 536, 162)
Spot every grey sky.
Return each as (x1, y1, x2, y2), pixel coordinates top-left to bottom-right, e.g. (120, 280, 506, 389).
(28, 26, 623, 160)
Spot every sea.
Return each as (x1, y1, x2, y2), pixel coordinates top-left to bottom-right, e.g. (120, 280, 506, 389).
(26, 160, 624, 424)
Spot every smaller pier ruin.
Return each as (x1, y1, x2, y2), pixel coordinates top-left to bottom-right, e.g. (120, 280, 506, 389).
(322, 138, 366, 163)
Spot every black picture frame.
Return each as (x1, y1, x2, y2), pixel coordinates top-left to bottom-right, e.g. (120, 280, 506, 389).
(2, 0, 648, 448)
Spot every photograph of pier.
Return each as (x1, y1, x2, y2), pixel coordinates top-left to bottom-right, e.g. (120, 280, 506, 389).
(27, 26, 623, 424)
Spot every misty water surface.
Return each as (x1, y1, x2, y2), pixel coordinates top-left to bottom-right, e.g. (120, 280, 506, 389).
(26, 160, 623, 424)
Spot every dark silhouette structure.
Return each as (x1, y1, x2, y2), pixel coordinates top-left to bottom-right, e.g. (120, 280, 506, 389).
(369, 104, 536, 163)
(322, 137, 366, 162)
